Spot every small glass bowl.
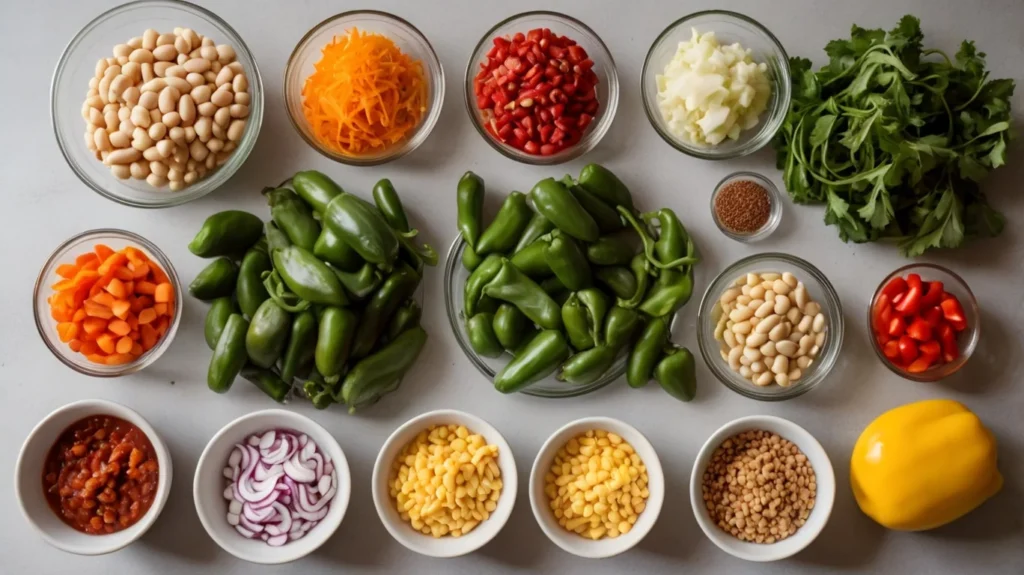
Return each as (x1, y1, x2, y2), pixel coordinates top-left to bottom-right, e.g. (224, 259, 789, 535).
(463, 11, 619, 165)
(696, 253, 844, 401)
(444, 236, 624, 398)
(51, 0, 264, 208)
(710, 172, 783, 242)
(641, 10, 791, 160)
(868, 264, 980, 382)
(285, 10, 444, 166)
(33, 229, 182, 377)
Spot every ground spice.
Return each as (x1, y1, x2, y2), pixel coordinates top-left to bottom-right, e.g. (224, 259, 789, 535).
(715, 179, 771, 234)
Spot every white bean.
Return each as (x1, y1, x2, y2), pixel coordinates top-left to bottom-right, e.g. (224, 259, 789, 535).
(165, 76, 192, 94)
(771, 354, 790, 375)
(796, 315, 813, 335)
(105, 148, 140, 165)
(142, 146, 163, 161)
(148, 122, 167, 141)
(186, 72, 205, 87)
(755, 314, 781, 335)
(776, 340, 798, 358)
(197, 101, 217, 117)
(162, 111, 181, 128)
(146, 173, 168, 187)
(165, 65, 187, 78)
(768, 322, 788, 343)
(743, 347, 762, 362)
(730, 307, 754, 322)
(764, 290, 775, 304)
(232, 73, 248, 93)
(760, 272, 780, 281)
(190, 84, 211, 104)
(723, 328, 736, 348)
(772, 279, 791, 295)
(200, 45, 218, 61)
(794, 283, 808, 309)
(189, 139, 209, 161)
(798, 334, 814, 355)
(229, 104, 249, 118)
(754, 372, 774, 387)
(813, 313, 826, 333)
(153, 44, 178, 62)
(816, 332, 826, 347)
(739, 355, 752, 367)
(150, 160, 169, 177)
(216, 44, 236, 63)
(720, 288, 740, 305)
(728, 347, 742, 370)
(735, 332, 746, 346)
(195, 116, 212, 141)
(168, 126, 185, 145)
(179, 94, 196, 125)
(786, 307, 802, 325)
(732, 321, 752, 335)
(739, 366, 752, 379)
(131, 127, 153, 150)
(760, 341, 777, 358)
(741, 284, 751, 297)
(130, 161, 150, 179)
(157, 33, 176, 47)
(234, 92, 250, 107)
(809, 345, 820, 358)
(110, 164, 131, 179)
(745, 332, 768, 348)
(750, 361, 766, 374)
(788, 369, 802, 382)
(214, 106, 231, 127)
(804, 301, 821, 317)
(796, 356, 812, 369)
(109, 131, 130, 148)
(183, 57, 211, 73)
(211, 87, 233, 107)
(155, 139, 175, 158)
(746, 273, 759, 286)
(93, 129, 111, 152)
(775, 373, 791, 387)
(153, 61, 173, 77)
(749, 285, 765, 300)
(130, 105, 151, 128)
(215, 65, 235, 87)
(789, 330, 804, 343)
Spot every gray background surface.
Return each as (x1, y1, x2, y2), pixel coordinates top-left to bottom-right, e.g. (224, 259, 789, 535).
(2, 0, 1022, 573)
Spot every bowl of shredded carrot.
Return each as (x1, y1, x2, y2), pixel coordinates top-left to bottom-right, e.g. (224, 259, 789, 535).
(34, 229, 182, 377)
(286, 10, 444, 165)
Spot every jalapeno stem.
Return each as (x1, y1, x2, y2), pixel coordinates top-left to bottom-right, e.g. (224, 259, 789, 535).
(261, 270, 312, 312)
(618, 207, 699, 270)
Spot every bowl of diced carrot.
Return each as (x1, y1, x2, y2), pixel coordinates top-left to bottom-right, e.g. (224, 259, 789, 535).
(33, 229, 182, 377)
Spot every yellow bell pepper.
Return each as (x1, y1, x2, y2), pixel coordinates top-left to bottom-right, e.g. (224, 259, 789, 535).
(851, 399, 1002, 531)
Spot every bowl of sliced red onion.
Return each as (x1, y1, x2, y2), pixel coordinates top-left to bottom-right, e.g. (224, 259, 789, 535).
(193, 409, 351, 564)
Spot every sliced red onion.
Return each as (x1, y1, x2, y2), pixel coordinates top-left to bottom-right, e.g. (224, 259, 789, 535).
(224, 428, 338, 548)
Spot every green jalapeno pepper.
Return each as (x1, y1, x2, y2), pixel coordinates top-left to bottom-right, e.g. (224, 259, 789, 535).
(578, 163, 634, 211)
(651, 208, 689, 262)
(540, 276, 567, 296)
(351, 262, 421, 359)
(314, 227, 363, 272)
(457, 171, 485, 249)
(561, 288, 608, 350)
(545, 232, 591, 291)
(627, 316, 668, 388)
(241, 365, 292, 403)
(265, 187, 321, 250)
(208, 313, 249, 393)
(272, 245, 348, 307)
(639, 268, 694, 318)
(559, 345, 618, 386)
(188, 210, 264, 258)
(594, 266, 638, 300)
(604, 306, 642, 351)
(279, 309, 317, 383)
(372, 178, 411, 233)
(331, 262, 383, 299)
(492, 303, 530, 351)
(476, 191, 532, 255)
(494, 330, 570, 393)
(619, 207, 699, 270)
(464, 254, 504, 318)
(462, 243, 483, 272)
(292, 170, 344, 214)
(386, 300, 421, 341)
(619, 253, 651, 309)
(514, 212, 555, 253)
(323, 193, 399, 267)
(476, 295, 501, 315)
(654, 347, 697, 402)
(265, 221, 291, 251)
(483, 259, 562, 330)
(342, 326, 427, 413)
(587, 234, 637, 266)
(262, 270, 312, 313)
(237, 247, 272, 318)
(529, 177, 599, 242)
(566, 180, 624, 234)
(189, 257, 238, 300)
(509, 239, 552, 279)
(204, 296, 237, 350)
(466, 312, 504, 358)
(245, 299, 292, 369)
(316, 306, 358, 381)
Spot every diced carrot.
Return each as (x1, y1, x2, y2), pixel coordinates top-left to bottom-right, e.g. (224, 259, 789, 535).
(97, 252, 127, 275)
(138, 308, 157, 325)
(75, 252, 99, 267)
(84, 300, 113, 319)
(51, 278, 75, 291)
(111, 300, 131, 319)
(92, 291, 116, 308)
(128, 329, 139, 340)
(140, 324, 158, 350)
(72, 308, 87, 322)
(89, 273, 113, 297)
(115, 336, 133, 354)
(72, 269, 100, 288)
(82, 317, 107, 334)
(108, 319, 131, 336)
(150, 264, 169, 284)
(154, 303, 168, 316)
(96, 333, 116, 354)
(79, 341, 100, 355)
(105, 277, 127, 299)
(131, 262, 150, 279)
(105, 353, 135, 365)
(123, 280, 134, 294)
(57, 322, 78, 342)
(68, 339, 83, 353)
(153, 282, 173, 303)
(126, 312, 139, 331)
(94, 244, 114, 260)
(87, 353, 108, 364)
(130, 296, 153, 313)
(78, 330, 97, 343)
(135, 281, 157, 295)
(114, 266, 134, 281)
(80, 259, 101, 272)
(164, 300, 175, 319)
(56, 264, 79, 279)
(51, 306, 73, 322)
(130, 342, 143, 356)
(124, 246, 147, 267)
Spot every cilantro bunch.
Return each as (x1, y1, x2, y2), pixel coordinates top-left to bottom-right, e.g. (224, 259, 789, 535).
(773, 16, 1014, 256)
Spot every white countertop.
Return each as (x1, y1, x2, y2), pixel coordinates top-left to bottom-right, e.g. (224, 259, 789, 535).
(2, 0, 1022, 573)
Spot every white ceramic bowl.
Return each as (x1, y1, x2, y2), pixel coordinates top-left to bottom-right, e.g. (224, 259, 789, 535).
(689, 415, 835, 562)
(371, 409, 517, 557)
(529, 417, 664, 558)
(15, 399, 173, 555)
(193, 409, 351, 564)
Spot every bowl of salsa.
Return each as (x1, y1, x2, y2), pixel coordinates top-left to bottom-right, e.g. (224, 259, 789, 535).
(15, 399, 172, 555)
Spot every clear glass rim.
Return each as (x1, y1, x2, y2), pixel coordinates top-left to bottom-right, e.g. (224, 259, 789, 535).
(640, 9, 791, 160)
(284, 9, 445, 167)
(443, 235, 625, 398)
(710, 171, 783, 243)
(696, 252, 845, 401)
(866, 263, 980, 382)
(33, 228, 183, 377)
(50, 0, 264, 209)
(462, 10, 619, 166)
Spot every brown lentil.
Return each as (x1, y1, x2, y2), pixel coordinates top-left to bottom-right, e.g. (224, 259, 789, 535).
(715, 179, 771, 234)
(701, 430, 815, 544)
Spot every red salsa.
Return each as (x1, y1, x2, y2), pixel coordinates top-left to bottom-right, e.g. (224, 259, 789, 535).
(42, 415, 159, 534)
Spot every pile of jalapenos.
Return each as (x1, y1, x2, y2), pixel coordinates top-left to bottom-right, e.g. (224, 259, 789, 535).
(187, 170, 436, 411)
(458, 163, 699, 402)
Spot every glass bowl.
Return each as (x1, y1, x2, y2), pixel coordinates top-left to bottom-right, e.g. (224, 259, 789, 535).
(710, 171, 783, 243)
(51, 0, 264, 208)
(444, 236, 625, 398)
(285, 10, 444, 166)
(33, 229, 183, 377)
(696, 253, 844, 401)
(641, 10, 791, 160)
(463, 11, 619, 165)
(867, 264, 980, 382)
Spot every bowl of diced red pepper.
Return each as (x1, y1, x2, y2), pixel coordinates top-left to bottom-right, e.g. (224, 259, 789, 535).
(464, 11, 619, 164)
(869, 264, 979, 381)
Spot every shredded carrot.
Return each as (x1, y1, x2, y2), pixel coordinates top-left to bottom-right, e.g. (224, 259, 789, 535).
(301, 28, 428, 156)
(47, 243, 175, 365)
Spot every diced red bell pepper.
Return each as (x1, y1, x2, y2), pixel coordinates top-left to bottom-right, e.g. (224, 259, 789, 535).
(883, 339, 901, 361)
(919, 340, 941, 362)
(892, 292, 905, 306)
(921, 281, 945, 307)
(894, 284, 923, 316)
(907, 273, 923, 290)
(938, 323, 959, 363)
(906, 318, 932, 342)
(871, 293, 891, 332)
(888, 316, 906, 337)
(876, 332, 892, 348)
(906, 356, 935, 373)
(922, 305, 944, 329)
(881, 276, 908, 301)
(898, 335, 919, 364)
(940, 297, 968, 331)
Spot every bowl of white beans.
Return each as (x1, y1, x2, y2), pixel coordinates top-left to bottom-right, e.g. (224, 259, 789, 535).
(51, 0, 263, 208)
(696, 253, 844, 401)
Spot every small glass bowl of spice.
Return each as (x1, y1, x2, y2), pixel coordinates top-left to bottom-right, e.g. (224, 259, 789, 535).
(711, 172, 782, 242)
